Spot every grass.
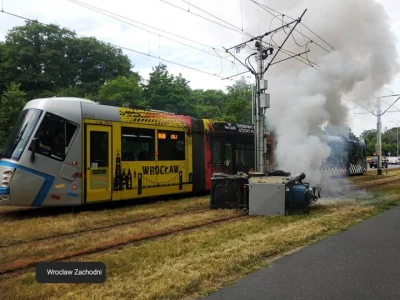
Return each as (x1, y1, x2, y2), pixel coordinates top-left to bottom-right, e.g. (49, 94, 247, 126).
(348, 168, 400, 184)
(0, 209, 239, 269)
(0, 177, 399, 300)
(0, 196, 209, 246)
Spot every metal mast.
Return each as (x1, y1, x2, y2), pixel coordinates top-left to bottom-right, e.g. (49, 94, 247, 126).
(222, 9, 307, 173)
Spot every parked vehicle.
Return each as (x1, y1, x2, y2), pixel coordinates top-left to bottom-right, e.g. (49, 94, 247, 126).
(387, 157, 399, 165)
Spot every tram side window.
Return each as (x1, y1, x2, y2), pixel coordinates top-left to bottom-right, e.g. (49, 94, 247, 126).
(236, 143, 254, 172)
(212, 140, 223, 165)
(34, 112, 78, 161)
(158, 130, 185, 161)
(90, 131, 108, 167)
(121, 127, 155, 161)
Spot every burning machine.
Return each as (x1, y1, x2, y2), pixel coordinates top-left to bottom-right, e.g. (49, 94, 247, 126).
(248, 172, 320, 215)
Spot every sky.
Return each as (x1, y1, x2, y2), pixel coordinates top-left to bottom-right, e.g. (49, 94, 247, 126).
(0, 0, 400, 136)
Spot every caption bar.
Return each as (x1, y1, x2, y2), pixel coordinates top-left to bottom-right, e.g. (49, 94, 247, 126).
(36, 262, 106, 283)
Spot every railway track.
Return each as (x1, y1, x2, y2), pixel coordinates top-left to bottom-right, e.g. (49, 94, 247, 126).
(0, 207, 35, 217)
(0, 212, 247, 279)
(354, 178, 400, 191)
(0, 207, 210, 248)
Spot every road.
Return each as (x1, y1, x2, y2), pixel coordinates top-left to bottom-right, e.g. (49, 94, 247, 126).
(367, 164, 399, 171)
(203, 206, 400, 300)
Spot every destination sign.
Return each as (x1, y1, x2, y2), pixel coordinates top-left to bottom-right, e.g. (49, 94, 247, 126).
(212, 122, 255, 134)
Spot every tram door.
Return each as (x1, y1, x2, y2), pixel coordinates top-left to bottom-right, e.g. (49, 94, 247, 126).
(85, 124, 112, 202)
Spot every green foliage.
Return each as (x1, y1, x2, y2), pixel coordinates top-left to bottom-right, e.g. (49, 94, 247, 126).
(141, 64, 195, 116)
(0, 21, 134, 99)
(98, 76, 143, 106)
(192, 89, 227, 120)
(361, 128, 400, 156)
(0, 83, 26, 146)
(9, 21, 400, 159)
(224, 77, 253, 123)
(56, 85, 86, 98)
(66, 37, 135, 96)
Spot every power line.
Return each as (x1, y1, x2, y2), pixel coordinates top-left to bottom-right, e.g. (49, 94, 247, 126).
(381, 86, 400, 112)
(380, 96, 400, 116)
(0, 10, 231, 80)
(167, 0, 318, 67)
(162, 0, 319, 70)
(67, 0, 238, 65)
(250, 0, 332, 54)
(249, 0, 335, 51)
(160, 0, 252, 38)
(181, 0, 244, 32)
(353, 115, 378, 125)
(353, 95, 400, 117)
(269, 32, 320, 68)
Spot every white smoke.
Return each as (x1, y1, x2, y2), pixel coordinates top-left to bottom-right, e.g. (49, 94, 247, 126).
(242, 0, 399, 185)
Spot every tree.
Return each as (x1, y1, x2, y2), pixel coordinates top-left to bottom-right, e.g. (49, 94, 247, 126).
(0, 83, 26, 146)
(142, 64, 195, 115)
(0, 21, 76, 99)
(224, 77, 253, 123)
(0, 21, 135, 99)
(66, 37, 136, 96)
(192, 89, 227, 119)
(97, 76, 143, 106)
(0, 42, 6, 96)
(361, 129, 377, 141)
(56, 85, 86, 98)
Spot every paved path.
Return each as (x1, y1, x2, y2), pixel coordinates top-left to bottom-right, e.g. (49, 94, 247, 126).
(203, 206, 400, 300)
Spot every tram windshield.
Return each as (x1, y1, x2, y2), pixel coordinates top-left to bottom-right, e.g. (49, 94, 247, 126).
(0, 109, 43, 161)
(326, 138, 348, 166)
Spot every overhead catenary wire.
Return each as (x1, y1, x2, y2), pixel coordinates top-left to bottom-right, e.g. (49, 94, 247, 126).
(181, 0, 244, 32)
(380, 98, 400, 113)
(67, 0, 239, 65)
(267, 14, 317, 69)
(352, 115, 378, 125)
(68, 0, 243, 61)
(267, 14, 317, 68)
(381, 86, 400, 112)
(160, 0, 253, 38)
(0, 10, 231, 80)
(269, 32, 320, 69)
(249, 0, 335, 51)
(263, 9, 307, 74)
(161, 0, 319, 69)
(353, 94, 400, 116)
(380, 96, 400, 116)
(240, 0, 244, 31)
(251, 0, 331, 53)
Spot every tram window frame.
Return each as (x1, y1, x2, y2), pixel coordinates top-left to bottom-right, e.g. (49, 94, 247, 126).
(90, 131, 108, 167)
(236, 143, 255, 172)
(212, 139, 223, 165)
(121, 127, 155, 161)
(33, 112, 79, 161)
(157, 130, 185, 161)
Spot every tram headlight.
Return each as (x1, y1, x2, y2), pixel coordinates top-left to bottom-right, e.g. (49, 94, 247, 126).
(2, 169, 14, 188)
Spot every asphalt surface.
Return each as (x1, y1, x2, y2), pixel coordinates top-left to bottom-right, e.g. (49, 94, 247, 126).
(203, 206, 400, 300)
(367, 164, 399, 170)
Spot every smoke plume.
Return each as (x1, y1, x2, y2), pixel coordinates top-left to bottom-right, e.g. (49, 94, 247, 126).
(242, 0, 399, 185)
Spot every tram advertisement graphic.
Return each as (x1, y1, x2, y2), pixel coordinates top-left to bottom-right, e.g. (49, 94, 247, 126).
(113, 152, 182, 192)
(142, 165, 179, 175)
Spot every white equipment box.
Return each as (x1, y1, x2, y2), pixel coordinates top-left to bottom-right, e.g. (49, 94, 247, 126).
(248, 176, 291, 216)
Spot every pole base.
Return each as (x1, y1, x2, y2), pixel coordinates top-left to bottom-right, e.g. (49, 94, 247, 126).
(377, 168, 383, 175)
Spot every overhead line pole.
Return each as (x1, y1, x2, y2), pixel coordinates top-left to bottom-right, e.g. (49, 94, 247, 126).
(264, 10, 307, 73)
(223, 9, 307, 173)
(377, 98, 383, 175)
(354, 94, 400, 175)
